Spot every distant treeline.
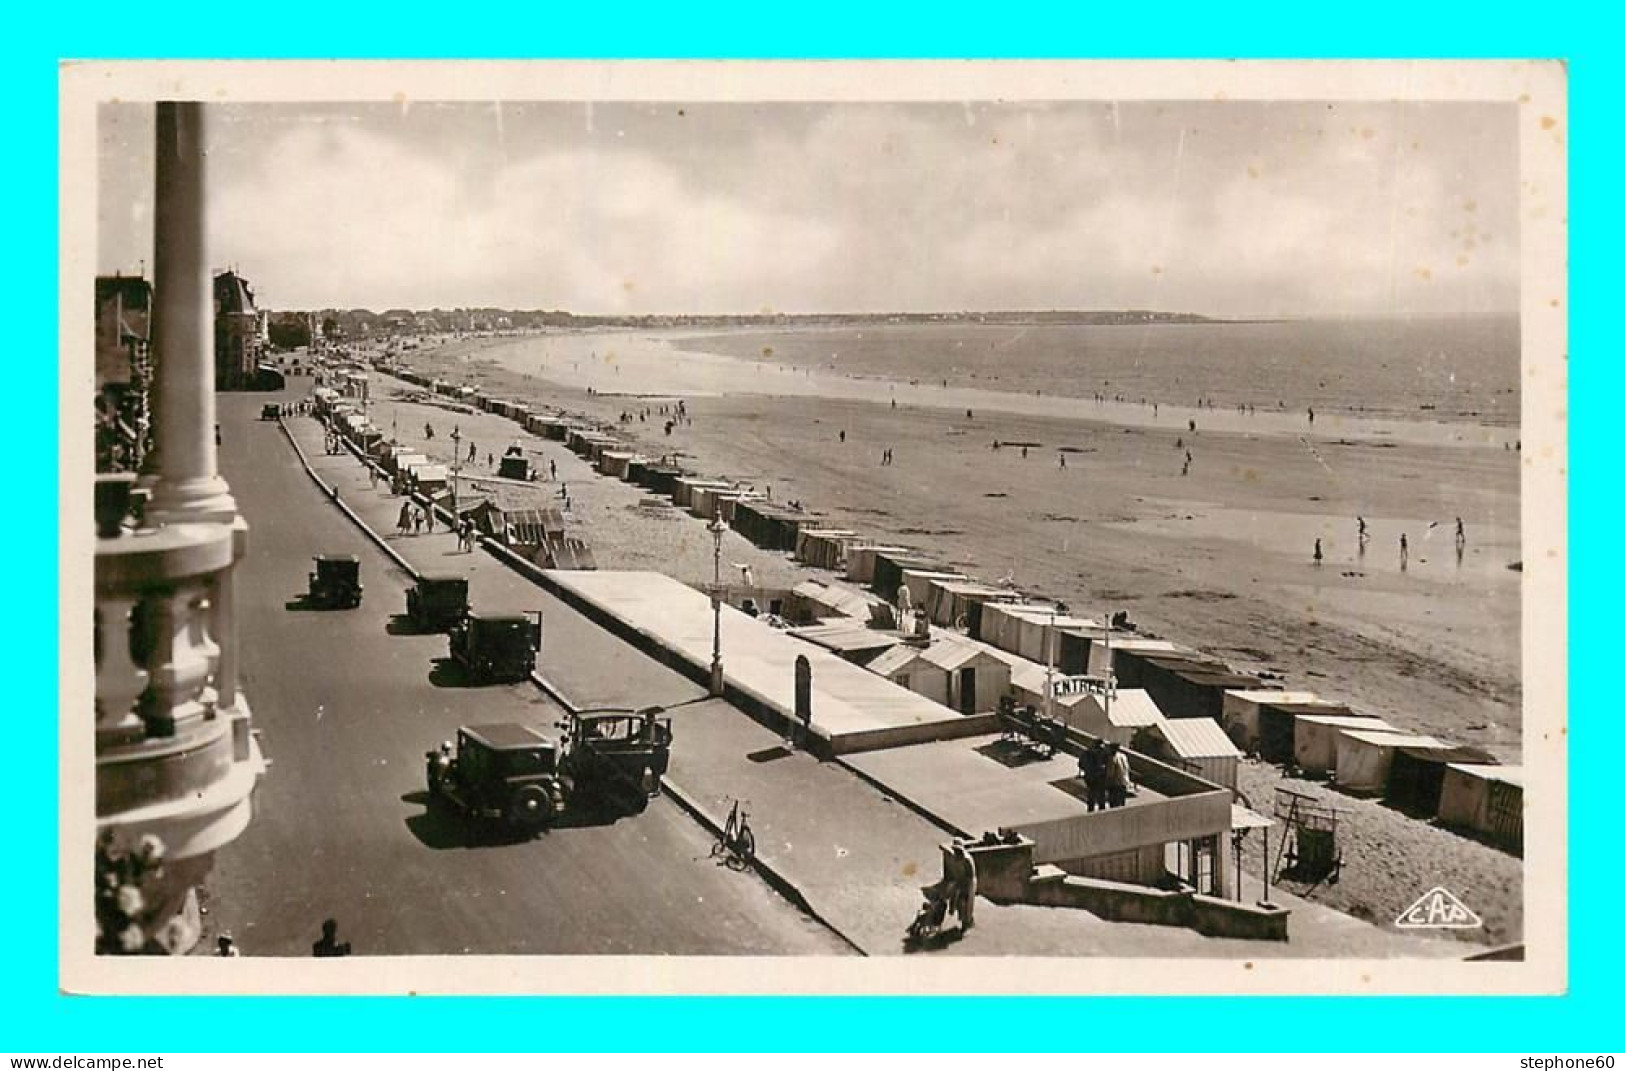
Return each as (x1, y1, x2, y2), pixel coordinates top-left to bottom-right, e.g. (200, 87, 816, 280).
(285, 307, 1225, 338)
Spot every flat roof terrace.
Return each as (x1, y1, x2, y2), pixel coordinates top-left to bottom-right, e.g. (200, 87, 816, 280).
(843, 732, 1233, 866)
(543, 570, 994, 754)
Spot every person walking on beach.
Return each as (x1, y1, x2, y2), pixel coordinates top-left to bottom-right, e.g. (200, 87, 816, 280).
(1189, 418, 1197, 433)
(1058, 453, 1066, 469)
(1182, 450, 1192, 477)
(1020, 445, 1028, 459)
(1358, 516, 1369, 556)
(839, 429, 846, 444)
(549, 459, 557, 481)
(1313, 538, 1323, 566)
(1399, 532, 1409, 571)
(1455, 516, 1466, 563)
(1308, 406, 1316, 425)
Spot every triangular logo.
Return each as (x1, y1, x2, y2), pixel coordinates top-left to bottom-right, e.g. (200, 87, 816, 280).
(1395, 886, 1483, 929)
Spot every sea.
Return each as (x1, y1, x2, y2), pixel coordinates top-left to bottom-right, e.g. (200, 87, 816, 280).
(669, 316, 1520, 428)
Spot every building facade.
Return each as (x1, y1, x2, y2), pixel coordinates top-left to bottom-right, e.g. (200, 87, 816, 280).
(213, 270, 261, 389)
(94, 274, 154, 473)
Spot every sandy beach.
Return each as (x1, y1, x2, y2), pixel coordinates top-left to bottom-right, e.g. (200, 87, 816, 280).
(408, 327, 1524, 758)
(367, 325, 1525, 944)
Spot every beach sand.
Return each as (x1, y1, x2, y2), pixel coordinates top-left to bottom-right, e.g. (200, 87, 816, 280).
(373, 327, 1524, 943)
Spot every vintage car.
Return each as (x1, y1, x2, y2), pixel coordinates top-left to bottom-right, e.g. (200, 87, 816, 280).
(562, 709, 673, 812)
(259, 403, 282, 420)
(426, 723, 565, 832)
(426, 709, 672, 831)
(448, 610, 541, 683)
(406, 574, 469, 633)
(307, 554, 362, 609)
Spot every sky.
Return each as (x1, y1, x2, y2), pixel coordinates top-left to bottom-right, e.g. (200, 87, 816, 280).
(95, 100, 1520, 318)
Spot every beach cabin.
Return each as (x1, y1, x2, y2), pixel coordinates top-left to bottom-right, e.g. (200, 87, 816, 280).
(1220, 690, 1325, 752)
(787, 579, 894, 626)
(923, 579, 1012, 633)
(869, 633, 1011, 715)
(977, 602, 1056, 661)
(389, 451, 429, 478)
(1333, 729, 1448, 795)
(1134, 717, 1243, 791)
(1437, 765, 1523, 851)
(1255, 700, 1360, 764)
(795, 528, 857, 571)
(919, 633, 1013, 715)
(717, 491, 763, 525)
(1384, 743, 1500, 817)
(640, 465, 683, 497)
(597, 450, 639, 479)
(1291, 714, 1395, 775)
(844, 544, 914, 585)
(871, 551, 943, 602)
(1063, 688, 1167, 746)
(787, 621, 905, 667)
(673, 477, 731, 510)
(1052, 623, 1121, 676)
(868, 644, 949, 707)
(900, 568, 969, 611)
(1131, 655, 1263, 722)
(407, 463, 449, 496)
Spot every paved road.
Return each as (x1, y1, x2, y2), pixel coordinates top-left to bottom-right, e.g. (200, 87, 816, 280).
(204, 388, 849, 956)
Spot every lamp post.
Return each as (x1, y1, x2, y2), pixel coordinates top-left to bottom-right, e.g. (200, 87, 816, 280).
(708, 512, 727, 696)
(449, 426, 461, 519)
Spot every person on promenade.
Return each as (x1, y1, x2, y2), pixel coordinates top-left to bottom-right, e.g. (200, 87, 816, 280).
(397, 503, 412, 536)
(424, 506, 434, 534)
(1105, 743, 1133, 809)
(1400, 532, 1409, 571)
(412, 507, 423, 535)
(1080, 740, 1109, 813)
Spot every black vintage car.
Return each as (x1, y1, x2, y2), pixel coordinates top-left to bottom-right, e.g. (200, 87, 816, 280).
(406, 574, 469, 632)
(259, 403, 282, 420)
(308, 554, 363, 609)
(425, 710, 672, 832)
(426, 723, 565, 832)
(448, 610, 541, 683)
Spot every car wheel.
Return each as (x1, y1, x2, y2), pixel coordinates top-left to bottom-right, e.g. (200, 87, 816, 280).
(509, 784, 550, 830)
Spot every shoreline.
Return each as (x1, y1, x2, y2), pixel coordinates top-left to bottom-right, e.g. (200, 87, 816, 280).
(459, 327, 1521, 448)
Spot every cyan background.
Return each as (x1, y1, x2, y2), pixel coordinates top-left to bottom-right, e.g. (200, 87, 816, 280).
(20, 2, 1598, 1051)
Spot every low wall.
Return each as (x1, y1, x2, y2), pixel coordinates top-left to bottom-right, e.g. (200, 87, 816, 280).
(967, 837, 1290, 941)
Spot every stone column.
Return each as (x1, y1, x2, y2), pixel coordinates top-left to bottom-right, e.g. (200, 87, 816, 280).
(145, 102, 237, 526)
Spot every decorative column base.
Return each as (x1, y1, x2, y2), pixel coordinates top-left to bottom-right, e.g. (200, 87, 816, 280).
(145, 475, 238, 528)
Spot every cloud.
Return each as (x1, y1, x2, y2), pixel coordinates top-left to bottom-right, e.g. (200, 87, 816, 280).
(108, 100, 1518, 317)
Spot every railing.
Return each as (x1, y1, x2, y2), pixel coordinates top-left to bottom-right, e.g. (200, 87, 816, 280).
(94, 477, 264, 862)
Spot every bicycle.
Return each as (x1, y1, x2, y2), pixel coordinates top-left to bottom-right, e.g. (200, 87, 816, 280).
(712, 797, 756, 870)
